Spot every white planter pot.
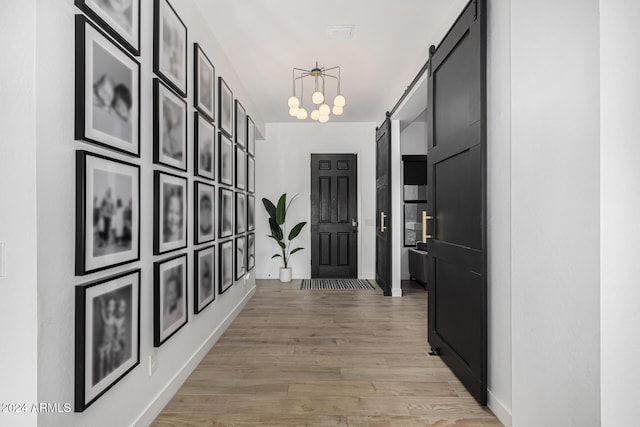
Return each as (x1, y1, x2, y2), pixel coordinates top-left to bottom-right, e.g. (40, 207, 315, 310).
(279, 267, 292, 283)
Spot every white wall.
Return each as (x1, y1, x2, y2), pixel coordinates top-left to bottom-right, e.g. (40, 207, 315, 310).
(399, 118, 428, 281)
(510, 0, 600, 425)
(257, 122, 377, 280)
(0, 2, 39, 426)
(600, 0, 640, 424)
(34, 0, 260, 425)
(486, 0, 512, 424)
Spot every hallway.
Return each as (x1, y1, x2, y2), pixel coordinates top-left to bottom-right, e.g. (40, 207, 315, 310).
(152, 280, 500, 426)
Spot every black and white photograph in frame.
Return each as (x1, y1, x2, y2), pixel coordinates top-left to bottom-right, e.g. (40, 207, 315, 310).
(153, 0, 187, 97)
(76, 151, 140, 275)
(75, 269, 140, 412)
(75, 0, 141, 55)
(247, 116, 255, 156)
(154, 78, 187, 171)
(235, 100, 246, 148)
(194, 113, 215, 180)
(194, 245, 215, 314)
(219, 132, 233, 186)
(235, 235, 246, 281)
(194, 43, 215, 121)
(219, 240, 233, 294)
(195, 182, 215, 244)
(219, 187, 233, 239)
(247, 156, 255, 194)
(218, 77, 233, 137)
(247, 233, 255, 271)
(235, 147, 246, 190)
(75, 15, 140, 157)
(154, 171, 188, 255)
(247, 195, 255, 232)
(154, 254, 188, 346)
(235, 192, 246, 234)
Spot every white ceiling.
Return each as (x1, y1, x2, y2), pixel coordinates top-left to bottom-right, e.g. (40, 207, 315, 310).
(193, 0, 468, 125)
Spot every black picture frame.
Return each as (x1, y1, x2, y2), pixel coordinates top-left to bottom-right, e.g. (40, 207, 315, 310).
(235, 192, 246, 234)
(153, 171, 188, 255)
(194, 181, 215, 244)
(235, 147, 246, 190)
(194, 112, 216, 180)
(194, 43, 215, 121)
(218, 77, 233, 138)
(247, 156, 255, 194)
(218, 187, 233, 239)
(154, 253, 188, 346)
(75, 0, 141, 56)
(247, 195, 255, 232)
(247, 233, 255, 271)
(219, 132, 233, 185)
(247, 116, 255, 156)
(218, 239, 233, 294)
(194, 245, 215, 314)
(75, 15, 141, 157)
(235, 100, 246, 148)
(153, 0, 187, 97)
(153, 78, 187, 171)
(75, 150, 141, 276)
(235, 235, 246, 280)
(75, 269, 141, 412)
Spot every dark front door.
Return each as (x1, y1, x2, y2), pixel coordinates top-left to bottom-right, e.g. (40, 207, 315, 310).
(375, 116, 392, 296)
(427, 0, 487, 405)
(310, 154, 358, 278)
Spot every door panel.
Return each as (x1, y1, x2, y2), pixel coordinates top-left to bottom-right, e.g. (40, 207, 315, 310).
(375, 117, 392, 296)
(427, 0, 487, 405)
(311, 154, 358, 278)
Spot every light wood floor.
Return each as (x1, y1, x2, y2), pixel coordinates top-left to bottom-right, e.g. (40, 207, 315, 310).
(152, 279, 501, 426)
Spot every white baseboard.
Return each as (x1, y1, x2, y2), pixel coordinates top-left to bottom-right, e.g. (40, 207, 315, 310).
(133, 286, 256, 426)
(488, 389, 512, 427)
(391, 288, 403, 297)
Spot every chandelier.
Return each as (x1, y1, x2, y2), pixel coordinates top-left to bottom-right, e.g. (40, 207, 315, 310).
(287, 62, 346, 123)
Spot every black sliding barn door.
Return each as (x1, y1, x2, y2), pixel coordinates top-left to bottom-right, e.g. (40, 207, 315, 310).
(375, 116, 392, 296)
(426, 0, 487, 404)
(310, 154, 358, 278)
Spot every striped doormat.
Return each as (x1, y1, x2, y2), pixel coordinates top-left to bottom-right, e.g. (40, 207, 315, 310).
(300, 279, 375, 290)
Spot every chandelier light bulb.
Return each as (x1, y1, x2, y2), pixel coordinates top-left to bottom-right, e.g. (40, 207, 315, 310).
(332, 105, 344, 116)
(296, 107, 308, 120)
(319, 103, 330, 115)
(289, 107, 299, 117)
(311, 109, 320, 120)
(334, 94, 346, 107)
(311, 91, 324, 105)
(318, 114, 330, 123)
(288, 96, 300, 109)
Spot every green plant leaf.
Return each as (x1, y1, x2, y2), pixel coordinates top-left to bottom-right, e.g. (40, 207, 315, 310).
(276, 194, 286, 225)
(262, 198, 276, 219)
(269, 218, 283, 240)
(267, 235, 285, 249)
(286, 194, 298, 215)
(288, 221, 307, 240)
(271, 254, 282, 259)
(290, 247, 305, 255)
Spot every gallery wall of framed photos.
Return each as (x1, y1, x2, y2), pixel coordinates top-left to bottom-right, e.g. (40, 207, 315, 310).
(61, 0, 262, 421)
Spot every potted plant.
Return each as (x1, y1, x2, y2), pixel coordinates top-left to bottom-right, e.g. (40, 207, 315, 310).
(262, 193, 307, 282)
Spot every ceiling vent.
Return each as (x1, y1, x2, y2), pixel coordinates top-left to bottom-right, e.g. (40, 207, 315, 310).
(327, 25, 355, 40)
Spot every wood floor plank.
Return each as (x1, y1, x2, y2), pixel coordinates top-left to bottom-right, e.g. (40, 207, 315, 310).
(152, 279, 501, 426)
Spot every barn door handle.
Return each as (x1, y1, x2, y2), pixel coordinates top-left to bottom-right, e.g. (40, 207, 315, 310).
(422, 211, 433, 243)
(380, 212, 387, 232)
